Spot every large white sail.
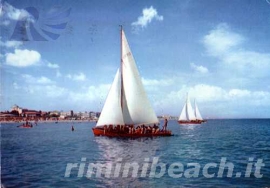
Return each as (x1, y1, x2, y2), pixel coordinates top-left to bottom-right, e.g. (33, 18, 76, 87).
(178, 94, 196, 121)
(96, 29, 158, 127)
(96, 69, 125, 127)
(194, 100, 203, 120)
(121, 30, 158, 125)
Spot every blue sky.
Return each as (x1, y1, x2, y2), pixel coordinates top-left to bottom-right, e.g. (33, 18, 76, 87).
(1, 0, 270, 118)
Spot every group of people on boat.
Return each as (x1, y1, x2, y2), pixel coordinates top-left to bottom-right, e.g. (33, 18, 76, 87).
(101, 118, 169, 135)
(178, 119, 206, 124)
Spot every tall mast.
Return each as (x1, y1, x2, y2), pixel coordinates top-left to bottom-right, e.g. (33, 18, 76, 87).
(120, 25, 124, 110)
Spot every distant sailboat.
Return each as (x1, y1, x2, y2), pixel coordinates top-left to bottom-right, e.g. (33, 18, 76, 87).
(178, 94, 204, 125)
(92, 27, 172, 137)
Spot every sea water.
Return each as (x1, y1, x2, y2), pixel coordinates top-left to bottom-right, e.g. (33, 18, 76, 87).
(1, 119, 270, 187)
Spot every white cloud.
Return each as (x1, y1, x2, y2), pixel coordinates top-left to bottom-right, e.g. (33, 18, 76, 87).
(190, 63, 209, 74)
(176, 84, 270, 105)
(21, 74, 34, 82)
(132, 6, 163, 29)
(68, 84, 110, 102)
(48, 63, 62, 78)
(203, 23, 270, 77)
(23, 84, 66, 97)
(6, 49, 41, 67)
(66, 72, 86, 81)
(22, 74, 54, 85)
(74, 73, 86, 81)
(35, 83, 110, 111)
(0, 40, 22, 48)
(13, 82, 20, 89)
(18, 74, 64, 98)
(154, 84, 226, 115)
(189, 84, 227, 102)
(36, 76, 54, 84)
(5, 41, 22, 48)
(142, 77, 174, 86)
(19, 83, 110, 111)
(43, 85, 66, 97)
(21, 74, 31, 82)
(47, 62, 59, 69)
(154, 83, 270, 117)
(224, 51, 270, 71)
(229, 89, 250, 98)
(203, 23, 244, 56)
(163, 84, 227, 103)
(1, 2, 33, 22)
(16, 80, 110, 102)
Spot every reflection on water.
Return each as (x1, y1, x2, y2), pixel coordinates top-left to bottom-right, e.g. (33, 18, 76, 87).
(93, 137, 162, 187)
(95, 137, 160, 162)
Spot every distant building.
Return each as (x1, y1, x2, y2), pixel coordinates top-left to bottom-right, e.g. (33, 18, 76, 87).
(41, 111, 48, 118)
(11, 104, 41, 117)
(11, 104, 23, 115)
(90, 111, 97, 119)
(0, 113, 17, 118)
(81, 111, 90, 119)
(22, 110, 41, 117)
(59, 111, 73, 119)
(1, 105, 100, 121)
(70, 110, 74, 117)
(73, 112, 81, 119)
(49, 111, 60, 117)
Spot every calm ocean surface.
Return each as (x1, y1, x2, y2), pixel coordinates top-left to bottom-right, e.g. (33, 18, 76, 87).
(1, 119, 270, 187)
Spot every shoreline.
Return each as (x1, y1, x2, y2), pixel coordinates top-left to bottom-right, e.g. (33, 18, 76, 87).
(0, 120, 97, 124)
(1, 118, 269, 125)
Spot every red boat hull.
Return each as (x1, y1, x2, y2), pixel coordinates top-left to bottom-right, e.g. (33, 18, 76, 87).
(18, 125, 33, 128)
(92, 127, 172, 137)
(178, 121, 202, 125)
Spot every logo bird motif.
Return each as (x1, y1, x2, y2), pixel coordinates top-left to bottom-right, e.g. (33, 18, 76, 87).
(10, 6, 71, 41)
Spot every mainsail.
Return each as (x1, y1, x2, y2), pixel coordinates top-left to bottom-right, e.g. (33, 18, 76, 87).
(178, 94, 196, 121)
(96, 29, 158, 127)
(194, 99, 203, 121)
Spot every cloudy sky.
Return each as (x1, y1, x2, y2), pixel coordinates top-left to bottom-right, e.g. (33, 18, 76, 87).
(1, 0, 270, 118)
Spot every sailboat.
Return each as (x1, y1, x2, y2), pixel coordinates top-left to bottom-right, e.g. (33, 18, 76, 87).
(92, 27, 172, 137)
(178, 94, 203, 125)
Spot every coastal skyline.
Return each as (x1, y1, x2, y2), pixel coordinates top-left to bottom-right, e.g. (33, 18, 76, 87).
(1, 0, 270, 118)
